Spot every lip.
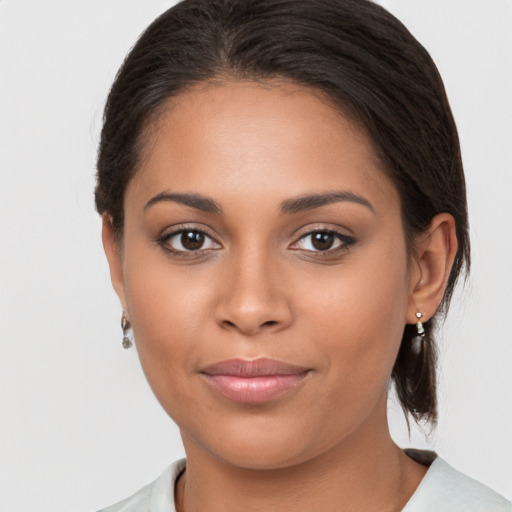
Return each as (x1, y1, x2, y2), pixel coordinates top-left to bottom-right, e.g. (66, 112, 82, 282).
(200, 358, 311, 403)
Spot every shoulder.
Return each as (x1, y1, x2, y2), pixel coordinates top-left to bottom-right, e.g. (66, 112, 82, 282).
(96, 459, 186, 512)
(403, 455, 511, 512)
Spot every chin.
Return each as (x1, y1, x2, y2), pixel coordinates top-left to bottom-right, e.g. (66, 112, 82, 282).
(213, 441, 313, 471)
(181, 411, 350, 472)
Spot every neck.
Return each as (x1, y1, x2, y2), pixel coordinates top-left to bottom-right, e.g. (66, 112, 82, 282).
(176, 405, 427, 512)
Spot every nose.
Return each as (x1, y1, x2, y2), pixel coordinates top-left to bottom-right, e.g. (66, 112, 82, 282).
(214, 248, 293, 336)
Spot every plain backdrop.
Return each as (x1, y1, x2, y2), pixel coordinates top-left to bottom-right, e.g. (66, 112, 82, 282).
(1, 1, 511, 510)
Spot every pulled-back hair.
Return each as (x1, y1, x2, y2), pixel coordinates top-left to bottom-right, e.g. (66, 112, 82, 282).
(95, 0, 470, 425)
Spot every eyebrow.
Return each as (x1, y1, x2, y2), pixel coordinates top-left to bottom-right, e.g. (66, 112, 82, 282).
(280, 191, 375, 214)
(144, 189, 374, 215)
(144, 192, 223, 214)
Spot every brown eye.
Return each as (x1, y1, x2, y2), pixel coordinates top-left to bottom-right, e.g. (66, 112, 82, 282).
(311, 232, 335, 251)
(159, 228, 221, 253)
(181, 230, 205, 250)
(290, 229, 355, 254)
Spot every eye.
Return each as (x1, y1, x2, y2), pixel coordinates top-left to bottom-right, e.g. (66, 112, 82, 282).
(158, 228, 221, 253)
(291, 230, 355, 253)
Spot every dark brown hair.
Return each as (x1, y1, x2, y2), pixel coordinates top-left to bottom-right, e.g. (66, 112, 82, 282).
(95, 0, 470, 424)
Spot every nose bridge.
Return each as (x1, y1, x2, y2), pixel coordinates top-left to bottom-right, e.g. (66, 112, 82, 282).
(215, 240, 292, 334)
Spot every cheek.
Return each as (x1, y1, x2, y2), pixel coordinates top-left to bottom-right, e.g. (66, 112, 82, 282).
(298, 245, 410, 395)
(121, 253, 214, 408)
(126, 270, 205, 348)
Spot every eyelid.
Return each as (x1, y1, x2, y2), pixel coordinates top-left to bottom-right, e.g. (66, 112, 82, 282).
(156, 224, 222, 254)
(289, 225, 356, 253)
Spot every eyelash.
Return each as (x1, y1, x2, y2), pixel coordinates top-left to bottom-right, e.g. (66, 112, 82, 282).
(156, 226, 220, 258)
(156, 226, 356, 258)
(290, 229, 356, 257)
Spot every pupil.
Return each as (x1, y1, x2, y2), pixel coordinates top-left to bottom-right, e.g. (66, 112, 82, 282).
(181, 231, 205, 250)
(312, 232, 334, 251)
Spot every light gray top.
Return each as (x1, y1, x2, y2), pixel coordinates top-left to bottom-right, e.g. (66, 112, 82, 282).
(98, 453, 511, 512)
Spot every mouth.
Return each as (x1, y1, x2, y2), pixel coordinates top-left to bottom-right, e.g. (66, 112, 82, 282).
(199, 358, 311, 403)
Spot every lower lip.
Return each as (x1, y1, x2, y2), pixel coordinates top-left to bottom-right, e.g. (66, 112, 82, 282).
(201, 373, 309, 403)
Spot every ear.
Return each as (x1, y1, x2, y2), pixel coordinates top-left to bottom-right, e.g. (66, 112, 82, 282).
(407, 213, 458, 323)
(101, 214, 128, 313)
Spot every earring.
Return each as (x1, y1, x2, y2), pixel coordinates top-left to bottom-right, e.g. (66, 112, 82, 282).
(415, 312, 425, 337)
(121, 313, 132, 349)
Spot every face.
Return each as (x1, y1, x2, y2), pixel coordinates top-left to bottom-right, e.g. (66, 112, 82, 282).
(109, 80, 417, 470)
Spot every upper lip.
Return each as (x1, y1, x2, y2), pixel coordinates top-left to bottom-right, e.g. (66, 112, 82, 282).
(200, 358, 310, 377)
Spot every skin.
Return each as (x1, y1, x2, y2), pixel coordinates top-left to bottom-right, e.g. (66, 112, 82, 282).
(103, 80, 457, 512)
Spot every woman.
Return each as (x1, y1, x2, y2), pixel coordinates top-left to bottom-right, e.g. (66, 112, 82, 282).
(95, 0, 510, 510)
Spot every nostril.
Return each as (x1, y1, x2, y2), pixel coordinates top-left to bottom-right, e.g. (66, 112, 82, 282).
(220, 318, 280, 332)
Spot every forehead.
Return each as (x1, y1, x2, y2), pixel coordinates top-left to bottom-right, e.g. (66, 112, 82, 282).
(130, 79, 399, 213)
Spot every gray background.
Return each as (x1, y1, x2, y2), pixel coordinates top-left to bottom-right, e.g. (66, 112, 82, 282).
(1, 1, 511, 510)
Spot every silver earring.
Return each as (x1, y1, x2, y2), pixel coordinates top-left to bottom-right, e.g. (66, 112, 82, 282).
(415, 312, 425, 337)
(121, 313, 132, 349)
